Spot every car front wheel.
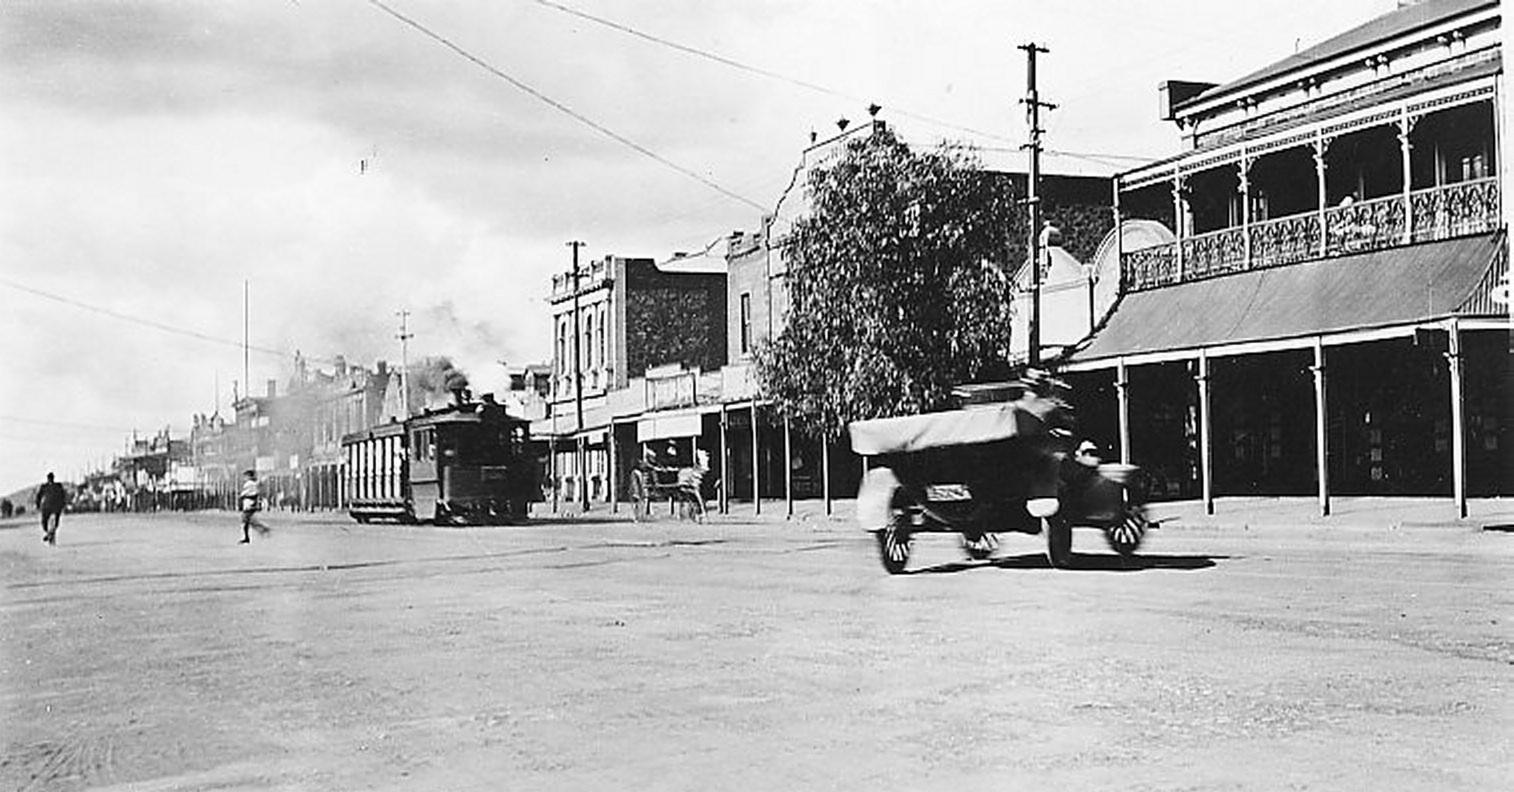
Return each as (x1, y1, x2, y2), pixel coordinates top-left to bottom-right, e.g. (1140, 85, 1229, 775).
(1045, 516, 1074, 569)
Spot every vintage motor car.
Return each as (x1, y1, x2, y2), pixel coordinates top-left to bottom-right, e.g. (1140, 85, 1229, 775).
(848, 380, 1149, 574)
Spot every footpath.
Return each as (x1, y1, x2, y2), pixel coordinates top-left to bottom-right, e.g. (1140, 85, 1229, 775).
(544, 495, 1514, 534)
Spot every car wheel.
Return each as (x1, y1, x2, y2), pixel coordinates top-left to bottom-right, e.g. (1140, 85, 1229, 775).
(860, 468, 911, 574)
(1045, 516, 1074, 569)
(1105, 507, 1148, 556)
(876, 521, 912, 575)
(961, 532, 999, 560)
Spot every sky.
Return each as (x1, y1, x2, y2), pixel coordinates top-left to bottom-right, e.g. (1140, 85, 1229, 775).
(0, 0, 1392, 494)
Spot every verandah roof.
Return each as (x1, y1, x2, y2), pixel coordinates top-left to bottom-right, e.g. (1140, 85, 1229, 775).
(1069, 232, 1505, 363)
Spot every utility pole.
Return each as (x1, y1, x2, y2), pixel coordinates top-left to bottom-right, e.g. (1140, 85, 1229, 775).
(1019, 42, 1054, 369)
(567, 240, 589, 512)
(396, 310, 413, 417)
(243, 280, 250, 400)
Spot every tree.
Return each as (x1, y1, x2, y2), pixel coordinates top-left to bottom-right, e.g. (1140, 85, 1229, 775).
(756, 129, 1022, 438)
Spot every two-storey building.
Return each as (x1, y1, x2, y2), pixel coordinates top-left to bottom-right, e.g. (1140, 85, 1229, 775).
(537, 254, 726, 507)
(1063, 0, 1509, 515)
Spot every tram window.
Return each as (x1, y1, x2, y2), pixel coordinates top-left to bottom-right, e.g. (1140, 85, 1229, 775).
(412, 429, 435, 462)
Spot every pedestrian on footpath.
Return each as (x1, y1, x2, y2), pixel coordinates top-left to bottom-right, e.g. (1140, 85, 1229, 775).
(238, 470, 271, 544)
(35, 472, 67, 546)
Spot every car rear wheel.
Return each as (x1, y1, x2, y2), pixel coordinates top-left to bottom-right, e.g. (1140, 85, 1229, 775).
(1105, 507, 1148, 556)
(1045, 516, 1074, 569)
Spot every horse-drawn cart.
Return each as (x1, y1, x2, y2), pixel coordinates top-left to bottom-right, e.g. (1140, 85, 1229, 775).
(848, 382, 1149, 574)
(627, 461, 711, 522)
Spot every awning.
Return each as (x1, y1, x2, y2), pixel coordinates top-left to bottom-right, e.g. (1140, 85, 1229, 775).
(637, 411, 704, 442)
(1070, 233, 1505, 363)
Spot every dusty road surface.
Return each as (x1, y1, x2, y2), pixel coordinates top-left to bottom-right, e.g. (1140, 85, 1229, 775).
(1, 509, 1510, 791)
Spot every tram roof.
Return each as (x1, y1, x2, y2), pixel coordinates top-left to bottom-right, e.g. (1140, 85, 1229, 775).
(1068, 232, 1505, 363)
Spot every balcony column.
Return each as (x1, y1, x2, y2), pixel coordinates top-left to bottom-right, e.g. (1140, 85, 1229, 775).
(751, 400, 761, 517)
(549, 436, 558, 513)
(1238, 156, 1252, 269)
(1172, 174, 1186, 280)
(1310, 338, 1330, 517)
(1398, 112, 1415, 244)
(1116, 358, 1131, 465)
(608, 419, 618, 514)
(1447, 318, 1468, 519)
(1196, 351, 1214, 516)
(783, 414, 794, 519)
(718, 403, 729, 515)
(1313, 136, 1329, 257)
(1110, 182, 1122, 314)
(821, 434, 832, 516)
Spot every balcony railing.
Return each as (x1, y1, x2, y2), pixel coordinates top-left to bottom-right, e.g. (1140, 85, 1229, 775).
(1410, 177, 1500, 243)
(1324, 193, 1406, 256)
(1121, 178, 1500, 291)
(1250, 212, 1322, 269)
(1181, 227, 1245, 280)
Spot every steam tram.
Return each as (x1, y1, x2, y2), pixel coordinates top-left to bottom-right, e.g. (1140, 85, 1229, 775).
(341, 395, 540, 525)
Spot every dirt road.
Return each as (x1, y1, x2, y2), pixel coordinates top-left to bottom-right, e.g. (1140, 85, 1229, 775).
(2, 511, 1509, 790)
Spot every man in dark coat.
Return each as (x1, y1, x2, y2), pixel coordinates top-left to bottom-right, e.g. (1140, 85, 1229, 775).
(35, 472, 67, 546)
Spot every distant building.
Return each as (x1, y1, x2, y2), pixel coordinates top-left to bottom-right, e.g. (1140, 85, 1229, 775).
(503, 363, 552, 421)
(114, 428, 190, 511)
(306, 356, 393, 510)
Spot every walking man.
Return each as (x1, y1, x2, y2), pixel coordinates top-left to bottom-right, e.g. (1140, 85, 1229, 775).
(238, 470, 271, 544)
(35, 472, 66, 546)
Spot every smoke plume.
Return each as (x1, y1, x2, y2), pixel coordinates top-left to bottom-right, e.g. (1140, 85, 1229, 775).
(408, 356, 470, 409)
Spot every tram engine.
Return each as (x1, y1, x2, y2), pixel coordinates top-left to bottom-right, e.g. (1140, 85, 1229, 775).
(342, 391, 539, 525)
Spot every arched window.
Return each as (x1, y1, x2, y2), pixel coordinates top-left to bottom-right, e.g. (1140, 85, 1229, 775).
(598, 305, 608, 371)
(584, 313, 595, 370)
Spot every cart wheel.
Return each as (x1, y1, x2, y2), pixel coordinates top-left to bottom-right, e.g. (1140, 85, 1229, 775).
(961, 532, 999, 560)
(1105, 507, 1148, 556)
(629, 470, 649, 522)
(1045, 517, 1074, 569)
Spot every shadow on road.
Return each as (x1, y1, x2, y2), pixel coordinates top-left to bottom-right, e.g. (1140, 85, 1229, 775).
(911, 551, 1225, 575)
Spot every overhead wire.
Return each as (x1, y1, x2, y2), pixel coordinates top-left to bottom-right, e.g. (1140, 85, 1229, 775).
(0, 275, 341, 366)
(525, 0, 1159, 168)
(366, 0, 767, 212)
(0, 414, 142, 433)
(528, 0, 1016, 146)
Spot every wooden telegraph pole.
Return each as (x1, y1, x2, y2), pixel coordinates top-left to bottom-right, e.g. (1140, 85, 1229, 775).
(1019, 42, 1055, 368)
(567, 240, 589, 512)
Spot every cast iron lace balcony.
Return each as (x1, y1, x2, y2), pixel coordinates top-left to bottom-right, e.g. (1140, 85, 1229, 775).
(1121, 178, 1499, 291)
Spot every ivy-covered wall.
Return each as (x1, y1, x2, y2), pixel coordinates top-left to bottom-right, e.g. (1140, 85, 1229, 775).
(621, 260, 727, 379)
(1000, 173, 1116, 266)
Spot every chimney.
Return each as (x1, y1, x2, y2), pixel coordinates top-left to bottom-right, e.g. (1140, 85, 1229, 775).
(1159, 80, 1219, 121)
(266, 379, 277, 399)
